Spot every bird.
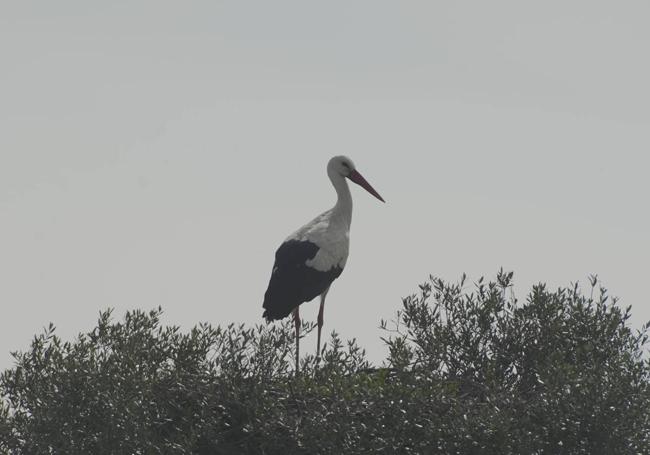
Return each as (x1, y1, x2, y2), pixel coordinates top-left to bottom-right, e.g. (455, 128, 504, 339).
(262, 155, 384, 372)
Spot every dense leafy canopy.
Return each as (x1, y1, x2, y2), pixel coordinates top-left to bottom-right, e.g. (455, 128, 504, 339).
(2, 272, 649, 453)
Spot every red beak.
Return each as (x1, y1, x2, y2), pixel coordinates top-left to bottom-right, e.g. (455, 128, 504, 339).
(348, 170, 385, 203)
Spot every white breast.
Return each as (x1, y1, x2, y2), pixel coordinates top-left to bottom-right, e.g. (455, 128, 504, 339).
(287, 210, 350, 272)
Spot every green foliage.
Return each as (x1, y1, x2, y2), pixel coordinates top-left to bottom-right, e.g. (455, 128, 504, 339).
(1, 272, 649, 454)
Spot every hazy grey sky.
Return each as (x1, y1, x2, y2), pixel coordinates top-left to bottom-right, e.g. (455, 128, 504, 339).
(2, 1, 649, 369)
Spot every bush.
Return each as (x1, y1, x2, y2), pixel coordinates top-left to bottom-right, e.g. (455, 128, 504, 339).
(1, 272, 649, 454)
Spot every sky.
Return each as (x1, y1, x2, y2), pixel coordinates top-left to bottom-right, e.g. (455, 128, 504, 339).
(1, 1, 649, 370)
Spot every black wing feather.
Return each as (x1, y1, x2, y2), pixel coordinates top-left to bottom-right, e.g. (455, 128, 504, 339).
(262, 240, 343, 321)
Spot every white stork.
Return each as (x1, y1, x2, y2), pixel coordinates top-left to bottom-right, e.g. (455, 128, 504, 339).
(263, 156, 384, 371)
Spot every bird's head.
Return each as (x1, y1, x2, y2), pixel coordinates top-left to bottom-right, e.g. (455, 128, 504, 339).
(328, 155, 385, 203)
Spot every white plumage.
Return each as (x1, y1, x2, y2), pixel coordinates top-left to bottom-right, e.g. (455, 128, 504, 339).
(289, 209, 350, 272)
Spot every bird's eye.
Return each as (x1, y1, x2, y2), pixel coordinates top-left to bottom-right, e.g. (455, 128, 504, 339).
(342, 162, 350, 169)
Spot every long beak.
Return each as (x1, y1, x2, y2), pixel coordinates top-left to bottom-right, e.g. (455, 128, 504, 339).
(348, 170, 385, 203)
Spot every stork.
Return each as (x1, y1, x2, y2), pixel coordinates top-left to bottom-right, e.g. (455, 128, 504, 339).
(262, 156, 384, 372)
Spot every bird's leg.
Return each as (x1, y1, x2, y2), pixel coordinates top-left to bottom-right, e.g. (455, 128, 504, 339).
(316, 287, 330, 361)
(293, 306, 301, 374)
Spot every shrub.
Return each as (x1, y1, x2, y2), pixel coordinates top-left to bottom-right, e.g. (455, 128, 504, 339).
(1, 272, 648, 453)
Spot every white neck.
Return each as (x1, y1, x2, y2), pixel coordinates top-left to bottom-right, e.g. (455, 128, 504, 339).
(328, 168, 352, 227)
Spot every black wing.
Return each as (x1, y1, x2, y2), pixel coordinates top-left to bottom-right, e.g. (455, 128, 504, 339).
(262, 240, 343, 321)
